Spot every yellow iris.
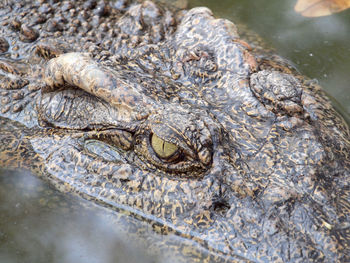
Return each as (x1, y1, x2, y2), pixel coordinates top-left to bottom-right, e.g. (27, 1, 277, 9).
(151, 134, 178, 159)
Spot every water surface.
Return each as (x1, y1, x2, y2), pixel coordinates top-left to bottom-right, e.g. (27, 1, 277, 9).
(0, 169, 161, 263)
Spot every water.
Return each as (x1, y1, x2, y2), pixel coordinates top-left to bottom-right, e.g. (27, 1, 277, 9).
(189, 0, 350, 121)
(0, 169, 162, 263)
(0, 169, 211, 263)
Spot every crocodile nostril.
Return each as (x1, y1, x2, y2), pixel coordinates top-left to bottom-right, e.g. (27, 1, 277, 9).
(250, 70, 304, 117)
(211, 197, 230, 216)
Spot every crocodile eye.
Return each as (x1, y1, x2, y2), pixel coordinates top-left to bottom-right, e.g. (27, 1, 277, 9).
(151, 134, 179, 160)
(133, 116, 212, 174)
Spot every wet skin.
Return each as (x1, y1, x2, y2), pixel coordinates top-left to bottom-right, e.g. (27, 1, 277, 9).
(0, 0, 350, 262)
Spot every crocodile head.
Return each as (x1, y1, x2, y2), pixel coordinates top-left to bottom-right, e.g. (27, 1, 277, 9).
(0, 1, 349, 262)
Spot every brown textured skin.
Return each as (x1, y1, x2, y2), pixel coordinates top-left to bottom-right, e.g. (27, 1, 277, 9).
(1, 0, 350, 262)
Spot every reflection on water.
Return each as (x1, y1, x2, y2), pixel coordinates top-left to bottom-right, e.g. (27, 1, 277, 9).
(189, 0, 350, 121)
(0, 170, 161, 263)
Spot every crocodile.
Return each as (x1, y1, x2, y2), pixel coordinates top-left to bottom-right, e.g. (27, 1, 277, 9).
(0, 0, 350, 262)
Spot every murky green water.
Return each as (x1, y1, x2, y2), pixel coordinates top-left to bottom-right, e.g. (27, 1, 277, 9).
(0, 169, 208, 263)
(189, 0, 350, 122)
(1, 1, 350, 263)
(0, 169, 162, 263)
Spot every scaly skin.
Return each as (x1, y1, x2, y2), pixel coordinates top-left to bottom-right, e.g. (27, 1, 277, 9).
(0, 0, 350, 262)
